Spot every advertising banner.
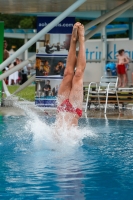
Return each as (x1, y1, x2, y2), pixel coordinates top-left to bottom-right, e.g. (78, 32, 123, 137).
(37, 16, 75, 34)
(85, 40, 133, 61)
(35, 17, 75, 107)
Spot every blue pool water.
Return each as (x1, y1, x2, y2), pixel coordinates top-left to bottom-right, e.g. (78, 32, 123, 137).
(0, 115, 133, 200)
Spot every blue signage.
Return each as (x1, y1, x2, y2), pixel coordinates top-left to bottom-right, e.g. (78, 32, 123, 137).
(37, 16, 75, 34)
(35, 98, 57, 107)
(85, 44, 133, 60)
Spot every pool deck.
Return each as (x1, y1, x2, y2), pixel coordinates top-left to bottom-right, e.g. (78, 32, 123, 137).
(0, 102, 133, 120)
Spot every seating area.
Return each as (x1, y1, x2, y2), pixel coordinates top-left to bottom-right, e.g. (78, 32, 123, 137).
(84, 76, 133, 114)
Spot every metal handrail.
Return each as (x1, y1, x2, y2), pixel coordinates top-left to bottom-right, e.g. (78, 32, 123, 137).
(85, 82, 98, 113)
(104, 81, 120, 114)
(85, 76, 120, 114)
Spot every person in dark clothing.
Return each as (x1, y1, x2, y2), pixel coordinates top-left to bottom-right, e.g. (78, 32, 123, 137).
(21, 73, 28, 84)
(45, 40, 54, 54)
(44, 80, 51, 96)
(21, 66, 28, 84)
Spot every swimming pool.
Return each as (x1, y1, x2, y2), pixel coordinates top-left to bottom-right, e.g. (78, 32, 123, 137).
(0, 115, 133, 200)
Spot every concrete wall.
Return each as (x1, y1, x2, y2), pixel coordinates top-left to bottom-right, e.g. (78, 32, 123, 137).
(84, 62, 133, 84)
(84, 63, 102, 83)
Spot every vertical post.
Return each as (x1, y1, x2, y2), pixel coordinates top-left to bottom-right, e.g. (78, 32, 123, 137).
(24, 34, 28, 60)
(101, 11, 107, 76)
(129, 18, 133, 40)
(36, 40, 40, 53)
(0, 22, 4, 106)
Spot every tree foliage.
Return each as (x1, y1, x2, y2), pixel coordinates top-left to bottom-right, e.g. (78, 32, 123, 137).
(19, 17, 36, 29)
(0, 14, 36, 29)
(0, 14, 36, 52)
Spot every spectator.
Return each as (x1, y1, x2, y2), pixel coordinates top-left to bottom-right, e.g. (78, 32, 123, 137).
(8, 58, 20, 85)
(27, 63, 32, 75)
(30, 63, 36, 76)
(21, 61, 28, 84)
(121, 49, 130, 86)
(3, 40, 9, 61)
(117, 49, 129, 88)
(18, 59, 22, 84)
(44, 80, 51, 96)
(2, 68, 8, 84)
(4, 63, 10, 85)
(16, 57, 20, 65)
(3, 40, 9, 84)
(9, 62, 17, 85)
(116, 50, 130, 86)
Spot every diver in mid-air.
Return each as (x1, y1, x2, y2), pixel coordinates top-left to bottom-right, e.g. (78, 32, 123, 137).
(55, 22, 86, 127)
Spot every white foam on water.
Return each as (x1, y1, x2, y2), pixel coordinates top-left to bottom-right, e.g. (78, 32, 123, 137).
(13, 100, 97, 152)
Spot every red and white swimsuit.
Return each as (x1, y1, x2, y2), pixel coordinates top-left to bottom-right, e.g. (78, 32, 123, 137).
(57, 99, 82, 118)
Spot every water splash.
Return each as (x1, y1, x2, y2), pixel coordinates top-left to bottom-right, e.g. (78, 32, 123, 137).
(11, 96, 97, 151)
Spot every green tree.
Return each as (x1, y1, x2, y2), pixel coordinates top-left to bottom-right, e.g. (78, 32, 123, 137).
(19, 17, 36, 29)
(0, 14, 36, 52)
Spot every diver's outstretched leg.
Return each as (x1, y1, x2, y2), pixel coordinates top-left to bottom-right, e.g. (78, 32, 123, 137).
(57, 22, 81, 104)
(69, 24, 86, 110)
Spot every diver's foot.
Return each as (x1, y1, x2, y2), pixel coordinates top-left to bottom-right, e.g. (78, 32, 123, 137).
(78, 24, 85, 43)
(72, 22, 81, 42)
